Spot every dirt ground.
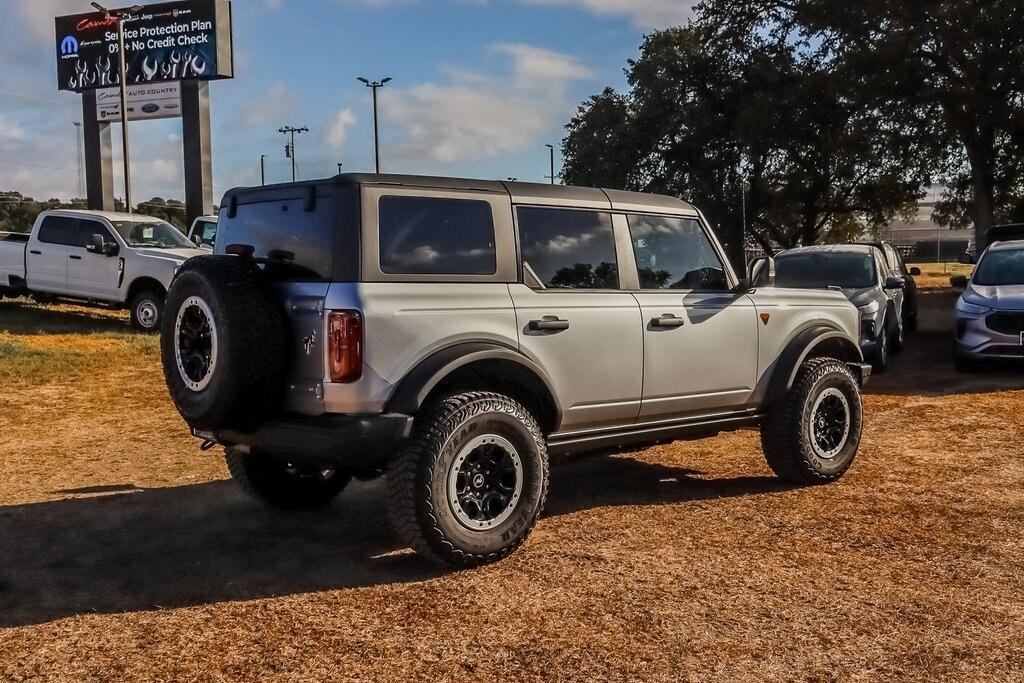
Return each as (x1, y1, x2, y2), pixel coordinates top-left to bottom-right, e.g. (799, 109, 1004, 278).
(1, 287, 1023, 682)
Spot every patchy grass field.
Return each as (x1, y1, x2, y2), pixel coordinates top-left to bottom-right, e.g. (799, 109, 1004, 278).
(1, 291, 1023, 681)
(907, 262, 974, 290)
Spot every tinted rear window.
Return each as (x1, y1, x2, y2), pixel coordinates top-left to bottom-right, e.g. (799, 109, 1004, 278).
(378, 196, 496, 275)
(217, 196, 337, 281)
(517, 207, 619, 289)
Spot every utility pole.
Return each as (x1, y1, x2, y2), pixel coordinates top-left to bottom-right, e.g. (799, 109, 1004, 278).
(545, 144, 557, 185)
(358, 77, 392, 174)
(73, 121, 85, 199)
(260, 154, 266, 186)
(91, 2, 143, 213)
(279, 125, 309, 183)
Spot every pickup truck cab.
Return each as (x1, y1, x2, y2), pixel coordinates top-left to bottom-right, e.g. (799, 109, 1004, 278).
(187, 215, 218, 251)
(0, 209, 205, 331)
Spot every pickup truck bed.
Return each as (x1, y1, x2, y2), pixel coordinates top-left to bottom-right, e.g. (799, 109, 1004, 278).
(0, 232, 28, 290)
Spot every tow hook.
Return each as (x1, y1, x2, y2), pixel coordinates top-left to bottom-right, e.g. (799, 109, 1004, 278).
(200, 440, 217, 452)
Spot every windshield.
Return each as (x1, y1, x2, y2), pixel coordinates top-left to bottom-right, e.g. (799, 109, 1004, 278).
(974, 248, 1024, 286)
(775, 252, 877, 289)
(111, 221, 194, 249)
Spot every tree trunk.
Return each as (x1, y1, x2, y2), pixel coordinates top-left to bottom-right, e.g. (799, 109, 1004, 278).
(964, 130, 996, 254)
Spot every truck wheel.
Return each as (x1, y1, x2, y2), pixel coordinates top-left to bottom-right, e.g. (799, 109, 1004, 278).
(226, 448, 351, 510)
(387, 392, 549, 568)
(130, 290, 164, 333)
(761, 358, 863, 485)
(160, 256, 285, 431)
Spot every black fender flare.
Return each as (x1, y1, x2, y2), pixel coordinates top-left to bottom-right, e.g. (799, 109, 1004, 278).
(385, 341, 562, 426)
(759, 325, 864, 406)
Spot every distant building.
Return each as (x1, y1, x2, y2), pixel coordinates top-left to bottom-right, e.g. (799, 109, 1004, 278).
(877, 189, 972, 262)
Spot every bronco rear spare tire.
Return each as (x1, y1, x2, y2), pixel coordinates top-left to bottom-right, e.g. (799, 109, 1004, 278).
(161, 256, 286, 430)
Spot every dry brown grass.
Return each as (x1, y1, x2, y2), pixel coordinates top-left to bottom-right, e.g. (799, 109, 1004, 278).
(908, 263, 974, 291)
(1, 294, 1023, 682)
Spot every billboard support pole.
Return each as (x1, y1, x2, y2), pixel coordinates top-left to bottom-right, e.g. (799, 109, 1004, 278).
(182, 80, 214, 226)
(116, 14, 133, 214)
(81, 90, 115, 212)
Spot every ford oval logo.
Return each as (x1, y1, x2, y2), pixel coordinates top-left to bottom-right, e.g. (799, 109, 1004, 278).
(141, 103, 160, 114)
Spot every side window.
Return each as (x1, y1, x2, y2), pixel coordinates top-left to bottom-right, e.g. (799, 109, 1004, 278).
(197, 220, 217, 247)
(379, 196, 496, 275)
(627, 214, 728, 291)
(76, 220, 114, 248)
(517, 207, 619, 290)
(36, 217, 80, 246)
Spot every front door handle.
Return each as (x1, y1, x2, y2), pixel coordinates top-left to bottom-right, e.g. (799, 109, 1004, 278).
(652, 314, 686, 328)
(69, 255, 82, 261)
(529, 317, 570, 332)
(29, 250, 42, 255)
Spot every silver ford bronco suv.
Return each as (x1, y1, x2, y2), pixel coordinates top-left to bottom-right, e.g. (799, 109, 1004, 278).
(160, 174, 870, 567)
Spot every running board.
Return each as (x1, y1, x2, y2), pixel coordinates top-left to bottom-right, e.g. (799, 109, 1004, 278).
(547, 413, 763, 457)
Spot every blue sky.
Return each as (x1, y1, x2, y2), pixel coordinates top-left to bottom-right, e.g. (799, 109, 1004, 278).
(1, 0, 693, 203)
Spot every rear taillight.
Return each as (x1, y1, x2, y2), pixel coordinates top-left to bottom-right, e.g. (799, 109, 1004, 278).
(328, 311, 362, 383)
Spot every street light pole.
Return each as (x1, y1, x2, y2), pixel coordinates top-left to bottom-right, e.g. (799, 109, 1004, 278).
(260, 154, 266, 186)
(92, 2, 142, 213)
(279, 125, 309, 183)
(358, 77, 392, 174)
(545, 144, 556, 185)
(337, 162, 344, 175)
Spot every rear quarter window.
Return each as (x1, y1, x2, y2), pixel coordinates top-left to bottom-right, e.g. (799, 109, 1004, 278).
(378, 196, 497, 275)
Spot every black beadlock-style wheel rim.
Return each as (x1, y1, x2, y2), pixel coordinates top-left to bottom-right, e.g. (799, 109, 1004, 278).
(447, 434, 524, 531)
(810, 388, 851, 460)
(174, 296, 218, 392)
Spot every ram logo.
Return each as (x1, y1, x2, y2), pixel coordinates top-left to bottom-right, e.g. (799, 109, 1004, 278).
(60, 36, 79, 56)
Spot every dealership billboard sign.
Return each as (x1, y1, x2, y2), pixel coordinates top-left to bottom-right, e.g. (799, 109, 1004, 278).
(55, 0, 233, 92)
(96, 82, 182, 121)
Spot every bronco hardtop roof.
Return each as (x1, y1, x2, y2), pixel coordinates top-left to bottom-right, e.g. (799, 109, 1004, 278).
(224, 173, 699, 217)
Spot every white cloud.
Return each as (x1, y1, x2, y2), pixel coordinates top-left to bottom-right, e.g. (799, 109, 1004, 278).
(382, 43, 591, 165)
(326, 108, 357, 148)
(520, 0, 696, 28)
(0, 117, 28, 142)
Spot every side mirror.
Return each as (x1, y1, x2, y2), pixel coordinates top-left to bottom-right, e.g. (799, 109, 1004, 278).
(191, 234, 202, 247)
(103, 242, 119, 257)
(86, 233, 104, 254)
(884, 276, 906, 290)
(950, 274, 969, 290)
(909, 267, 922, 277)
(748, 257, 776, 288)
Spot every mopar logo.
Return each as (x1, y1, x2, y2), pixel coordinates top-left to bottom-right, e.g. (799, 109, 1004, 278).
(60, 35, 79, 56)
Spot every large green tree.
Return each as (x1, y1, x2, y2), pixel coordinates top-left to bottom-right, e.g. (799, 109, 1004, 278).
(562, 23, 927, 257)
(700, 0, 1024, 247)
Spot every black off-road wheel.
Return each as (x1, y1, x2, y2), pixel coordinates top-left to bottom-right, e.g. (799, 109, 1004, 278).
(130, 289, 164, 333)
(761, 358, 863, 485)
(160, 256, 286, 431)
(226, 448, 351, 510)
(387, 392, 549, 568)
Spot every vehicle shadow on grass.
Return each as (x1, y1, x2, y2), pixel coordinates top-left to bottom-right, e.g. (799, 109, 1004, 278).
(0, 300, 130, 336)
(0, 455, 790, 628)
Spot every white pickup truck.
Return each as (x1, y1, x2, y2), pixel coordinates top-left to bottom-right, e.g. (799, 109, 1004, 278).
(0, 210, 205, 331)
(187, 215, 218, 251)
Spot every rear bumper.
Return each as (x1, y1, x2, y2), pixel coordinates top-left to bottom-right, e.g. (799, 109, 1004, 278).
(192, 413, 414, 471)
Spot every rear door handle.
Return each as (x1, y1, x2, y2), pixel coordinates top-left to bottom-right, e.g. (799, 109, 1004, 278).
(69, 255, 82, 261)
(529, 317, 570, 332)
(652, 314, 686, 328)
(29, 250, 42, 255)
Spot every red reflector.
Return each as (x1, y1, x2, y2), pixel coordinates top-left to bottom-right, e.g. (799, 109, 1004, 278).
(328, 311, 363, 383)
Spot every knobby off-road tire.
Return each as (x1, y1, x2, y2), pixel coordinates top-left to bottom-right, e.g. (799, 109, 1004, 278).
(130, 289, 164, 333)
(761, 358, 863, 485)
(161, 256, 286, 431)
(386, 392, 549, 568)
(225, 448, 351, 510)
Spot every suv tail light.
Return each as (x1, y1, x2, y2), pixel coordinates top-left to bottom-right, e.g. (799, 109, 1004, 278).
(328, 311, 363, 383)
